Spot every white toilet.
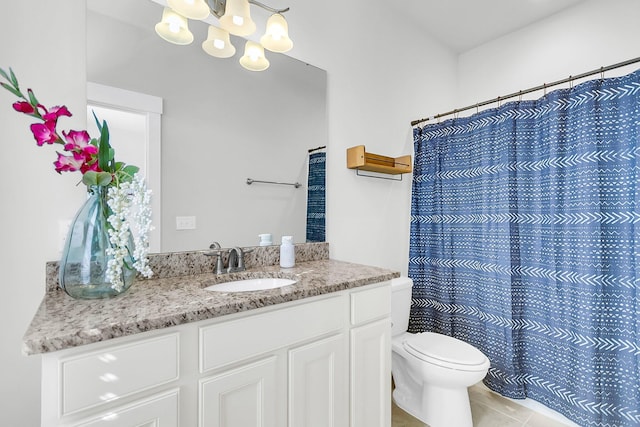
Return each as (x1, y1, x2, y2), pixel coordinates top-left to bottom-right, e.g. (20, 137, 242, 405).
(391, 277, 490, 427)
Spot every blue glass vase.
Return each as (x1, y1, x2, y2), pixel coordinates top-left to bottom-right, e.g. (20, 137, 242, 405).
(58, 186, 135, 299)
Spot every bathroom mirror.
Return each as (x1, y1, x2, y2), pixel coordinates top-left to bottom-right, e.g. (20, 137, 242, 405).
(86, 0, 327, 251)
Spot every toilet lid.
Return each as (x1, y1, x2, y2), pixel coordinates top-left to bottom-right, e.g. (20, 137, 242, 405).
(403, 332, 488, 367)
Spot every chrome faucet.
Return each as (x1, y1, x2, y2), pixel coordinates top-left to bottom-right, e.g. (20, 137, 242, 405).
(204, 242, 252, 274)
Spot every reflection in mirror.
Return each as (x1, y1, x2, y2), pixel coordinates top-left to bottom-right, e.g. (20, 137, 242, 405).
(86, 85, 163, 253)
(86, 0, 327, 251)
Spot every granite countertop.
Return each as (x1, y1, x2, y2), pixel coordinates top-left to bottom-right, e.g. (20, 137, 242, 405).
(23, 254, 399, 356)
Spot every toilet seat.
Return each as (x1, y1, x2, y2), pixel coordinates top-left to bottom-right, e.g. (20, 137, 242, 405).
(403, 332, 489, 371)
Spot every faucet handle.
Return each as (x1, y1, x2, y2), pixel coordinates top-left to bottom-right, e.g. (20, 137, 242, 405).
(204, 242, 229, 257)
(203, 247, 228, 257)
(203, 244, 228, 274)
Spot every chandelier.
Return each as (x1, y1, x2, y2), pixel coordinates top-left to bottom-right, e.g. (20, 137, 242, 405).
(154, 0, 292, 72)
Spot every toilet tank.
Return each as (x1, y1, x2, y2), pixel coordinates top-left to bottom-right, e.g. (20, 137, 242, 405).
(390, 277, 413, 337)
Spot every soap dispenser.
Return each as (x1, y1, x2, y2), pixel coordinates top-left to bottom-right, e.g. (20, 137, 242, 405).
(280, 236, 295, 268)
(259, 233, 273, 246)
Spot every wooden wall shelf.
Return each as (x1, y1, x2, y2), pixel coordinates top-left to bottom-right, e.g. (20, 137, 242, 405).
(346, 145, 412, 175)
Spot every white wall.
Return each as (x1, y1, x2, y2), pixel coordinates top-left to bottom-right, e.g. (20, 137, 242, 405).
(0, 1, 86, 424)
(457, 0, 640, 111)
(290, 1, 458, 274)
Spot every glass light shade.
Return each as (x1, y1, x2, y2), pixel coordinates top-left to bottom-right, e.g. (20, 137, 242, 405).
(239, 41, 270, 71)
(202, 25, 236, 58)
(167, 0, 210, 20)
(260, 13, 293, 53)
(155, 8, 194, 45)
(219, 0, 256, 37)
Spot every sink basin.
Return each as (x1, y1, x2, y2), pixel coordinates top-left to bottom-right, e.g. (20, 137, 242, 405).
(205, 277, 296, 292)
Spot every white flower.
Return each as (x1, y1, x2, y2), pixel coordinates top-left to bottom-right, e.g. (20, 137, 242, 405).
(105, 173, 153, 290)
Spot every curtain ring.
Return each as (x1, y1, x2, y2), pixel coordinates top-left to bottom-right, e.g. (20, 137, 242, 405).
(569, 75, 573, 89)
(518, 90, 522, 102)
(543, 83, 547, 97)
(600, 66, 605, 80)
(476, 102, 479, 114)
(497, 96, 501, 108)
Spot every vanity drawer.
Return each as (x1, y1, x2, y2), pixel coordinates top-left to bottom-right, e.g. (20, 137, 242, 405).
(350, 283, 391, 326)
(200, 295, 346, 372)
(75, 389, 179, 427)
(59, 333, 179, 416)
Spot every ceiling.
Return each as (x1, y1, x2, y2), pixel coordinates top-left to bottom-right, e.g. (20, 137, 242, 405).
(88, 0, 587, 55)
(393, 0, 586, 53)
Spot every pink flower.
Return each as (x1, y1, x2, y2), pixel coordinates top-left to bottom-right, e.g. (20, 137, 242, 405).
(13, 101, 34, 114)
(35, 104, 48, 117)
(80, 159, 101, 174)
(2, 69, 143, 186)
(43, 105, 71, 121)
(54, 151, 85, 173)
(63, 130, 97, 155)
(30, 120, 59, 146)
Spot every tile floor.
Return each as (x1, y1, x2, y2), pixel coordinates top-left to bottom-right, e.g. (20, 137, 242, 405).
(392, 383, 573, 427)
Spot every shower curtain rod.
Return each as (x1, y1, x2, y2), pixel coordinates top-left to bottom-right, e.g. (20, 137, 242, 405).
(410, 56, 640, 127)
(308, 145, 326, 153)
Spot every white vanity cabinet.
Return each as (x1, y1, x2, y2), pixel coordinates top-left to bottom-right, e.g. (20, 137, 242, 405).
(40, 332, 181, 427)
(40, 281, 390, 426)
(350, 285, 392, 427)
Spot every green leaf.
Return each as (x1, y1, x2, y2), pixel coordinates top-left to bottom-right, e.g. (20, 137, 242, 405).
(82, 171, 98, 186)
(0, 68, 20, 95)
(108, 147, 115, 174)
(96, 172, 113, 186)
(122, 165, 140, 179)
(92, 110, 102, 132)
(82, 171, 113, 187)
(27, 89, 38, 106)
(9, 68, 18, 88)
(97, 119, 112, 172)
(0, 82, 21, 97)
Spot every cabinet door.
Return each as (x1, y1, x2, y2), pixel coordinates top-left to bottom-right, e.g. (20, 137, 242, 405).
(200, 356, 280, 427)
(351, 318, 391, 427)
(73, 389, 179, 427)
(288, 334, 348, 427)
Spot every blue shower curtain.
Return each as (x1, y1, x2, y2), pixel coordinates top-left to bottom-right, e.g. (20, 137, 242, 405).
(306, 151, 326, 242)
(409, 69, 640, 427)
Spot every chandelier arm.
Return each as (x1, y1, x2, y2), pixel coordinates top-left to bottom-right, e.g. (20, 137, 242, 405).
(207, 0, 226, 18)
(248, 0, 290, 14)
(207, 0, 290, 18)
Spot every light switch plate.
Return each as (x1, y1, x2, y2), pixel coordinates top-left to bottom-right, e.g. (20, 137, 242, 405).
(176, 216, 196, 230)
